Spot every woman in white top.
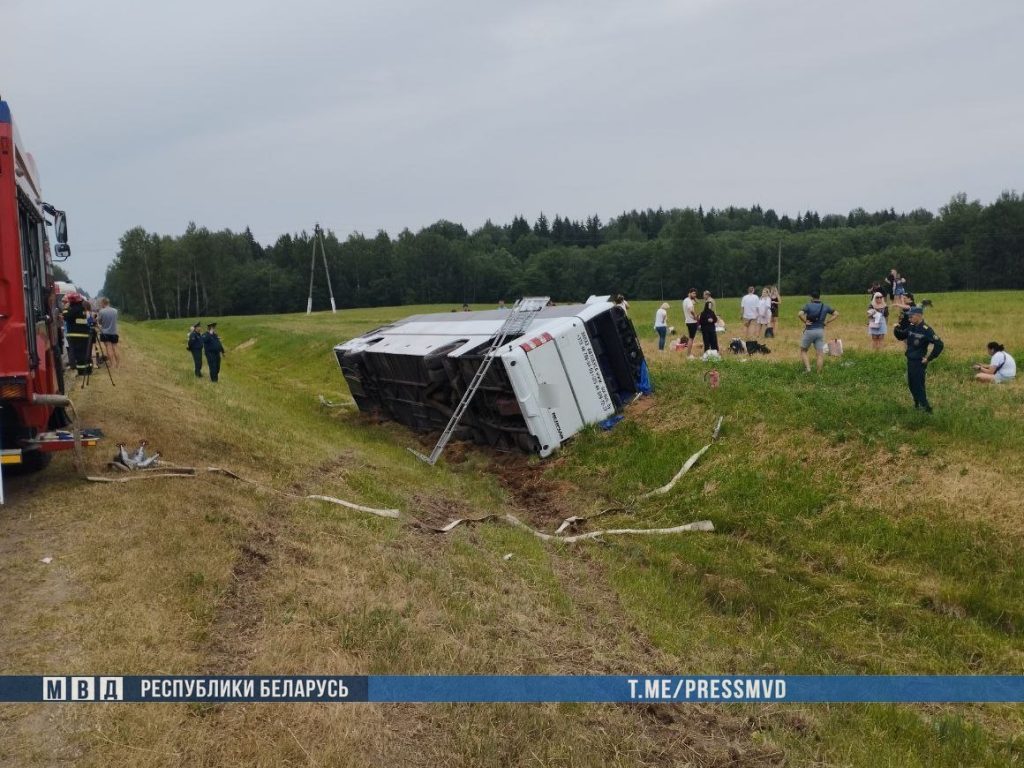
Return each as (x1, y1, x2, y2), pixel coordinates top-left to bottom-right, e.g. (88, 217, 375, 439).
(654, 303, 669, 351)
(974, 342, 1016, 384)
(757, 289, 772, 337)
(866, 292, 888, 351)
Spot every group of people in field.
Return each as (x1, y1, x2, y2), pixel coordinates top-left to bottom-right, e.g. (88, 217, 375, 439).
(633, 266, 1016, 414)
(186, 322, 226, 382)
(739, 285, 781, 341)
(797, 275, 1015, 409)
(60, 293, 121, 378)
(650, 288, 730, 359)
(177, 281, 1016, 407)
(647, 285, 782, 360)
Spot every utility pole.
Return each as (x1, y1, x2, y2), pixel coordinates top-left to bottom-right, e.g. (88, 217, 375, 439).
(306, 223, 337, 314)
(777, 240, 782, 289)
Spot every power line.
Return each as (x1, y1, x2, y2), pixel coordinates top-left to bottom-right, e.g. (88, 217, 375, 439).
(306, 223, 337, 315)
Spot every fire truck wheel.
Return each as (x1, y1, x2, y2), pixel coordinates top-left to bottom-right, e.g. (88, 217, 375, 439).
(18, 450, 52, 474)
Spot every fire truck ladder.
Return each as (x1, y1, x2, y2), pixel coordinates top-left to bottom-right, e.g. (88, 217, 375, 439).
(410, 297, 550, 465)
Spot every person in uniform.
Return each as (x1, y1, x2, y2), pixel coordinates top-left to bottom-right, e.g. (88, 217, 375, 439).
(203, 322, 226, 383)
(893, 305, 943, 412)
(187, 322, 204, 377)
(63, 293, 93, 379)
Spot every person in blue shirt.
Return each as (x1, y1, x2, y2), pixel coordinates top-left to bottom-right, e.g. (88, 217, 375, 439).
(797, 290, 838, 373)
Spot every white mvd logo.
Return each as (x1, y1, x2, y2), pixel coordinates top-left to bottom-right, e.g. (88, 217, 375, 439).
(43, 677, 124, 701)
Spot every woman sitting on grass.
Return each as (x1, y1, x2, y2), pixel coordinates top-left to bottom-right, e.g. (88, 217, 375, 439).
(973, 342, 1016, 384)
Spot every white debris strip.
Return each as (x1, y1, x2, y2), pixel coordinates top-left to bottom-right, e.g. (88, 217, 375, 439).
(84, 419, 723, 542)
(306, 495, 401, 518)
(641, 416, 723, 498)
(506, 515, 714, 542)
(641, 444, 712, 498)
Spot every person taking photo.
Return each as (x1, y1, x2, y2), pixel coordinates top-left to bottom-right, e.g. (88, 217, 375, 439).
(894, 306, 943, 412)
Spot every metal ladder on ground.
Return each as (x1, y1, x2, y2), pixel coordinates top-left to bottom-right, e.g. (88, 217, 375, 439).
(410, 297, 550, 465)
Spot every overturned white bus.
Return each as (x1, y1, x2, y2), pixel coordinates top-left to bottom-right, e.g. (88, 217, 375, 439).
(333, 298, 649, 458)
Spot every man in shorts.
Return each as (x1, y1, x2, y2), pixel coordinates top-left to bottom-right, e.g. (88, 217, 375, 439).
(681, 288, 699, 359)
(96, 298, 120, 369)
(798, 290, 837, 373)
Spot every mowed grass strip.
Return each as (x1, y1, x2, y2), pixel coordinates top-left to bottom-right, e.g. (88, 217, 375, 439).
(0, 292, 1022, 766)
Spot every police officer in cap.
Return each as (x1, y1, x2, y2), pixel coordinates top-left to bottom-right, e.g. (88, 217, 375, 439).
(187, 322, 204, 377)
(203, 322, 226, 383)
(893, 305, 943, 412)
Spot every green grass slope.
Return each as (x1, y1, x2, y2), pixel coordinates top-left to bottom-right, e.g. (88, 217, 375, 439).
(1, 292, 1022, 767)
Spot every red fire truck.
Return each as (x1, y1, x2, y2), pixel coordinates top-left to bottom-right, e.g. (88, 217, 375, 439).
(0, 96, 98, 477)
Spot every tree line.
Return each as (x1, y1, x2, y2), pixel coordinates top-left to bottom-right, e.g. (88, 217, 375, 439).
(98, 192, 1024, 319)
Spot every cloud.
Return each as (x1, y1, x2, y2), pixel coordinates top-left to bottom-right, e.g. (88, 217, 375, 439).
(2, 0, 1021, 292)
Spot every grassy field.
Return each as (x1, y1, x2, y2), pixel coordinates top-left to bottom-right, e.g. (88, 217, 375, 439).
(1, 291, 1023, 767)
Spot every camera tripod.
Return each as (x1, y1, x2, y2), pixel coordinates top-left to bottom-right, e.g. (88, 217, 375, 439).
(79, 333, 116, 388)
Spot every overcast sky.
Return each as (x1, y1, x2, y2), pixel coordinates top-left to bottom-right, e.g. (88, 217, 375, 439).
(4, 0, 1022, 294)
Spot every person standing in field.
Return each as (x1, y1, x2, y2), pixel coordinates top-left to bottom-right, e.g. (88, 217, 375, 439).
(654, 303, 669, 351)
(973, 342, 1016, 384)
(892, 271, 908, 301)
(187, 322, 204, 377)
(203, 322, 226, 383)
(768, 285, 781, 338)
(798, 290, 838, 373)
(703, 290, 716, 314)
(681, 288, 699, 359)
(740, 286, 760, 341)
(867, 292, 888, 351)
(698, 300, 720, 353)
(893, 306, 943, 412)
(885, 269, 902, 300)
(96, 298, 120, 369)
(757, 288, 772, 338)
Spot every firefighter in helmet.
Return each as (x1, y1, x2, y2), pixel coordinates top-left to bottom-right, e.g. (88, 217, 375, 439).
(63, 292, 93, 378)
